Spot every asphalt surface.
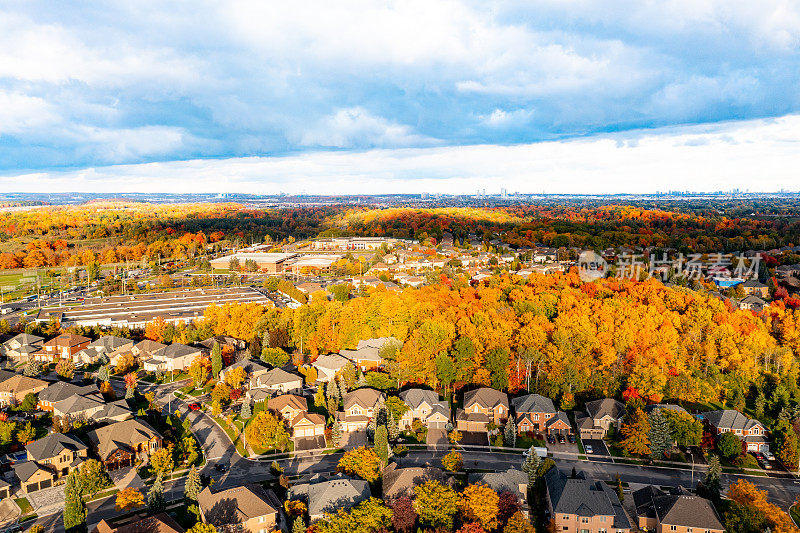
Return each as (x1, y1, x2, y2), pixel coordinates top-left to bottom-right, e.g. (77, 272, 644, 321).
(26, 380, 800, 532)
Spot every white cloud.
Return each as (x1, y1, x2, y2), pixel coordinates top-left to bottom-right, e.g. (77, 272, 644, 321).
(0, 92, 59, 134)
(3, 114, 799, 194)
(298, 107, 437, 148)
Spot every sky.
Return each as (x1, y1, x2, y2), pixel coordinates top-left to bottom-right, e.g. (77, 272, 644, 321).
(1, 1, 800, 194)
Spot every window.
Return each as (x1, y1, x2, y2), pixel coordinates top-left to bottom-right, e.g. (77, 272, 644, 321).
(581, 517, 589, 524)
(562, 527, 569, 531)
(351, 406, 362, 416)
(670, 526, 677, 531)
(534, 413, 540, 421)
(687, 528, 692, 533)
(563, 515, 570, 521)
(498, 406, 504, 414)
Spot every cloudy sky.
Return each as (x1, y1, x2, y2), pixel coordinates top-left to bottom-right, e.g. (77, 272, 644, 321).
(2, 1, 800, 194)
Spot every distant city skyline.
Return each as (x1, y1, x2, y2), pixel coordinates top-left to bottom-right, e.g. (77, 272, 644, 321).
(2, 2, 800, 193)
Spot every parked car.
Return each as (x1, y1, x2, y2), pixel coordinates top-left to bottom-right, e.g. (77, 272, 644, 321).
(188, 403, 201, 411)
(557, 434, 566, 443)
(214, 462, 229, 472)
(547, 434, 555, 444)
(763, 450, 776, 461)
(567, 434, 576, 444)
(585, 444, 594, 454)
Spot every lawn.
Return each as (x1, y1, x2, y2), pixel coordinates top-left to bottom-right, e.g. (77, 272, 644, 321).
(516, 435, 546, 449)
(210, 413, 248, 457)
(14, 497, 33, 516)
(790, 505, 800, 528)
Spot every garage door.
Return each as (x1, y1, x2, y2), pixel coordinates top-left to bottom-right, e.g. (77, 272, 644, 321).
(295, 428, 311, 438)
(39, 479, 51, 489)
(429, 421, 446, 429)
(25, 481, 38, 493)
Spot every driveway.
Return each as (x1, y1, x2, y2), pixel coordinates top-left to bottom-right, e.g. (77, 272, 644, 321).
(294, 436, 326, 451)
(581, 438, 612, 460)
(546, 439, 579, 455)
(26, 484, 64, 516)
(342, 430, 367, 449)
(460, 431, 490, 446)
(426, 428, 448, 449)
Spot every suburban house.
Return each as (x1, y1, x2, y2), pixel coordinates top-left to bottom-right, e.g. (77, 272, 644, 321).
(52, 394, 132, 425)
(219, 358, 269, 383)
(338, 387, 386, 432)
(291, 475, 371, 521)
(340, 346, 384, 372)
(248, 368, 304, 399)
(290, 413, 326, 443)
(311, 353, 351, 383)
(109, 338, 164, 366)
(577, 398, 625, 440)
(398, 388, 450, 430)
(13, 461, 55, 494)
(0, 374, 48, 407)
(513, 394, 571, 436)
(738, 295, 767, 313)
(702, 409, 768, 452)
(0, 479, 10, 499)
(267, 394, 308, 422)
(35, 333, 91, 362)
(0, 333, 44, 364)
(92, 513, 186, 533)
(25, 432, 88, 478)
(741, 279, 769, 298)
(37, 381, 99, 411)
(199, 335, 245, 352)
(143, 343, 202, 373)
(633, 485, 725, 533)
(545, 468, 632, 533)
(469, 469, 529, 516)
(456, 387, 509, 432)
(197, 483, 284, 533)
(74, 335, 134, 366)
(382, 463, 452, 500)
(87, 419, 163, 471)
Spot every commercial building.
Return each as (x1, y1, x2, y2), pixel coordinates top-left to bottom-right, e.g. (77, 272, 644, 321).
(210, 252, 298, 273)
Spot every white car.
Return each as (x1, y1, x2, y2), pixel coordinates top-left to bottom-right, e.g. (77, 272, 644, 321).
(763, 450, 775, 461)
(585, 444, 594, 454)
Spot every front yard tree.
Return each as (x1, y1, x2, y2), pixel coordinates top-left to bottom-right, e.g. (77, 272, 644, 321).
(224, 366, 247, 390)
(663, 409, 702, 447)
(211, 342, 222, 379)
(326, 381, 340, 416)
(56, 359, 75, 380)
(442, 450, 463, 472)
(189, 358, 206, 389)
(184, 465, 202, 502)
(240, 400, 252, 419)
(391, 496, 418, 533)
(717, 431, 743, 461)
(314, 386, 325, 408)
(521, 449, 541, 487)
(337, 446, 381, 482)
(374, 425, 389, 468)
(246, 411, 290, 451)
(701, 455, 722, 501)
(413, 480, 459, 531)
(504, 420, 517, 447)
(648, 409, 672, 459)
(151, 447, 174, 475)
(459, 483, 500, 530)
(148, 474, 166, 513)
(331, 419, 342, 448)
(115, 487, 144, 511)
(620, 407, 651, 456)
(504, 511, 534, 533)
(63, 470, 86, 533)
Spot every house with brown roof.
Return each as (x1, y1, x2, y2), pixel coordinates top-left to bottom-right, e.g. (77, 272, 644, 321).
(87, 419, 162, 471)
(36, 333, 91, 362)
(456, 388, 509, 432)
(198, 483, 284, 533)
(399, 388, 450, 430)
(267, 394, 307, 422)
(382, 463, 452, 501)
(109, 339, 163, 367)
(26, 432, 88, 479)
(74, 336, 135, 366)
(633, 485, 725, 533)
(0, 374, 47, 407)
(577, 398, 625, 439)
(248, 368, 304, 401)
(92, 513, 186, 533)
(290, 413, 326, 448)
(338, 388, 386, 432)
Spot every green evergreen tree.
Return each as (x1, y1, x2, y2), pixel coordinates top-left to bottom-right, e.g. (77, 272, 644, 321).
(326, 381, 340, 416)
(521, 448, 542, 488)
(211, 342, 223, 380)
(148, 474, 165, 513)
(388, 413, 400, 441)
(184, 465, 202, 503)
(314, 386, 325, 408)
(331, 419, 342, 448)
(704, 455, 722, 501)
(648, 409, 672, 459)
(615, 474, 624, 502)
(63, 470, 86, 533)
(292, 516, 306, 533)
(375, 425, 389, 468)
(504, 420, 517, 447)
(97, 364, 109, 382)
(125, 386, 134, 400)
(241, 400, 252, 419)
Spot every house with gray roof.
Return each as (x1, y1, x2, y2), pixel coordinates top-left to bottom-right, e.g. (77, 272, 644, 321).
(578, 398, 625, 439)
(14, 460, 54, 494)
(26, 432, 88, 478)
(737, 295, 767, 313)
(52, 393, 131, 425)
(144, 343, 201, 373)
(248, 367, 303, 396)
(633, 485, 724, 533)
(545, 468, 632, 533)
(702, 409, 768, 452)
(0, 333, 43, 364)
(382, 463, 452, 501)
(38, 381, 99, 411)
(399, 388, 450, 430)
(512, 394, 571, 436)
(218, 358, 269, 383)
(291, 475, 371, 521)
(75, 335, 134, 365)
(469, 469, 529, 515)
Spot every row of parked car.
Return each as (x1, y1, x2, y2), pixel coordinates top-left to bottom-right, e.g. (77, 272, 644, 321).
(545, 433, 576, 445)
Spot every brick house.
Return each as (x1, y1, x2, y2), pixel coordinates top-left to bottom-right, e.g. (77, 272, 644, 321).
(36, 333, 91, 362)
(702, 409, 768, 453)
(87, 419, 163, 471)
